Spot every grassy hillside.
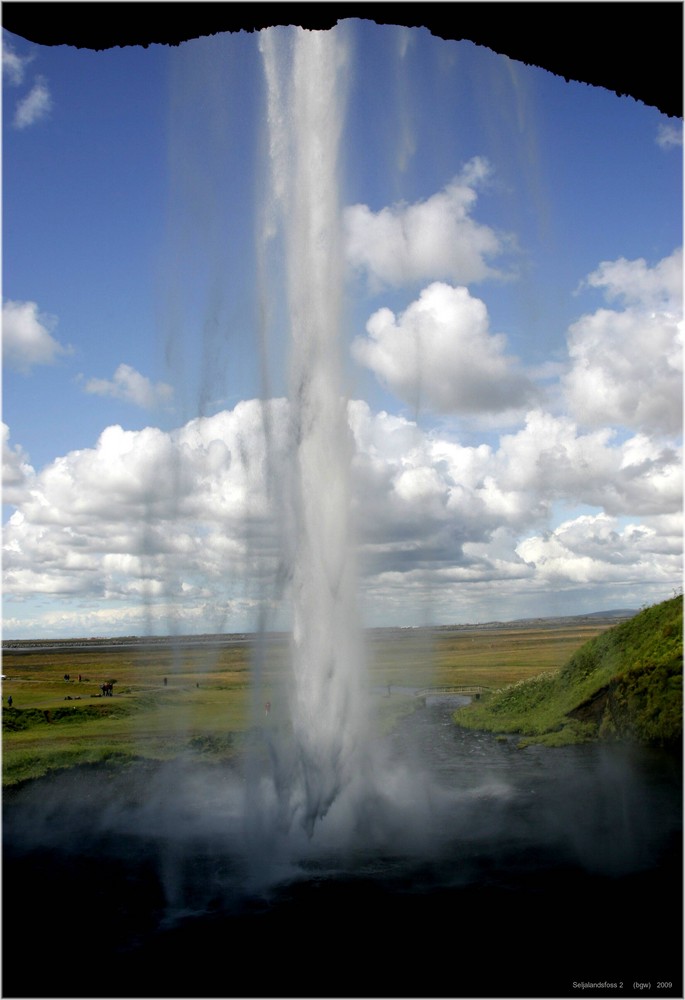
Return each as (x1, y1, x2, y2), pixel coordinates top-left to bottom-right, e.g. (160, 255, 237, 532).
(453, 596, 683, 747)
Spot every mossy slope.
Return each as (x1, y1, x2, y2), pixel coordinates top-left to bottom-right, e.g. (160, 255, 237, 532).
(453, 596, 683, 747)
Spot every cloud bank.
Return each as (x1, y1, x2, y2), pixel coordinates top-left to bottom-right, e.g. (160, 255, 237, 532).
(3, 387, 681, 636)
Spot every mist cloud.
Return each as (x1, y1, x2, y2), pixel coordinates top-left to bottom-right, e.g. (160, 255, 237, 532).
(656, 121, 683, 150)
(14, 75, 52, 129)
(2, 38, 31, 85)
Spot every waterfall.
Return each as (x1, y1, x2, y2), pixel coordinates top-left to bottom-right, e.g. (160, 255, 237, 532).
(259, 26, 368, 836)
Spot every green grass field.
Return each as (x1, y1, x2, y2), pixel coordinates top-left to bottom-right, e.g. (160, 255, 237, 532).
(2, 619, 617, 786)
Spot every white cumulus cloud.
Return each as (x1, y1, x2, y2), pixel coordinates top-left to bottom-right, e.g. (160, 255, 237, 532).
(2, 299, 70, 372)
(352, 282, 538, 414)
(83, 364, 174, 409)
(490, 411, 682, 519)
(517, 512, 682, 587)
(581, 249, 682, 307)
(344, 159, 512, 289)
(564, 249, 683, 435)
(2, 423, 35, 506)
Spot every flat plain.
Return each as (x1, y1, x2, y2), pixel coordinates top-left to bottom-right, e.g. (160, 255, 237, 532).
(2, 614, 627, 786)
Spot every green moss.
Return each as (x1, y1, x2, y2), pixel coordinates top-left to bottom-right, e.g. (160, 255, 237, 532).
(454, 596, 683, 747)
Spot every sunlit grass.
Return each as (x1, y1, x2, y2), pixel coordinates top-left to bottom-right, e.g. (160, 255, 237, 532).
(2, 621, 613, 785)
(454, 598, 682, 747)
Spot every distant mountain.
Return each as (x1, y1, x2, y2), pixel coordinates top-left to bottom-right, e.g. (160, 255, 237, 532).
(581, 608, 640, 619)
(1, 609, 642, 650)
(430, 609, 640, 633)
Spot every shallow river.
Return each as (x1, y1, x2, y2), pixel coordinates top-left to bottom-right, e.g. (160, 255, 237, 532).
(3, 700, 682, 999)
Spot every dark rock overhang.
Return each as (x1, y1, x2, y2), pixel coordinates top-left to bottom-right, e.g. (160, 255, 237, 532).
(2, 2, 682, 119)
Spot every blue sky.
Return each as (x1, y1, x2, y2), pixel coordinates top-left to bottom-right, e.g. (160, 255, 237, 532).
(2, 20, 682, 638)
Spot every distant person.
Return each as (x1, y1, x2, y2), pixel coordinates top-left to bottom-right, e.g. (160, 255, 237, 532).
(7, 695, 12, 708)
(265, 701, 271, 716)
(163, 677, 168, 686)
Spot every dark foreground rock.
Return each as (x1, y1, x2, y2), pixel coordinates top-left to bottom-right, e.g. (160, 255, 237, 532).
(3, 749, 682, 999)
